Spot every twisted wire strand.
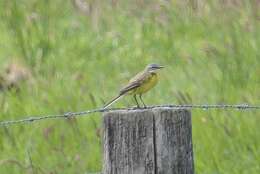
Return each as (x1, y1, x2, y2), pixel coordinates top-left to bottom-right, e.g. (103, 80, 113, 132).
(0, 104, 259, 126)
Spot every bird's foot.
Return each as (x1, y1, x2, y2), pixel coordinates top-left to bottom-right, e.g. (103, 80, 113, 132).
(133, 105, 141, 109)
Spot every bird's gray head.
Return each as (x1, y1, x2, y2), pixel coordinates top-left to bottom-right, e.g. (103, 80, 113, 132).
(145, 63, 164, 72)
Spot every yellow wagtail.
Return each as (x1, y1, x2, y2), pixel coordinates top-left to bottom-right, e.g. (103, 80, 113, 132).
(104, 63, 164, 108)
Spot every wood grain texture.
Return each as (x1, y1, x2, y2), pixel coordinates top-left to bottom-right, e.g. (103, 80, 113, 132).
(103, 108, 193, 174)
(154, 109, 193, 174)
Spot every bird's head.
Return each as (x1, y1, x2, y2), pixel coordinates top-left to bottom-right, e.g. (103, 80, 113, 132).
(145, 63, 164, 73)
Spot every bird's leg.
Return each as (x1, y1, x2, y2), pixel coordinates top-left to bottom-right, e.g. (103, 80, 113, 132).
(133, 94, 140, 108)
(139, 94, 146, 108)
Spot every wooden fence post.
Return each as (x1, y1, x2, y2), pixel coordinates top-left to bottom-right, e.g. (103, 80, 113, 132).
(103, 108, 194, 174)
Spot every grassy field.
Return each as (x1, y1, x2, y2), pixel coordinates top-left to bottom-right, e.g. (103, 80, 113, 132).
(0, 0, 259, 173)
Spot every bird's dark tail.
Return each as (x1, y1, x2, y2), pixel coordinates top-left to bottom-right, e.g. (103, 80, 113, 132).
(103, 95, 123, 109)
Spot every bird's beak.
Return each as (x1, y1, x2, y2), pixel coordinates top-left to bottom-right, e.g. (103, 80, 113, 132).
(158, 65, 164, 69)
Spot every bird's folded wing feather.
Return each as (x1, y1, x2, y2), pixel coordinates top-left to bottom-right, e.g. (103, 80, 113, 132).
(119, 82, 140, 95)
(119, 71, 148, 95)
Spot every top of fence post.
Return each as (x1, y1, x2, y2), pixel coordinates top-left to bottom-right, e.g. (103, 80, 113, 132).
(103, 107, 194, 174)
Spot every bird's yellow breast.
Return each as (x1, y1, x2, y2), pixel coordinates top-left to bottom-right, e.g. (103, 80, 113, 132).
(133, 73, 158, 94)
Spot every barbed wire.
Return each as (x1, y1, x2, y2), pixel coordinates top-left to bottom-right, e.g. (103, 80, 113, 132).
(0, 104, 259, 127)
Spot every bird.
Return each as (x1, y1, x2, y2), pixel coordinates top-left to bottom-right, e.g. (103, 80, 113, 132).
(104, 63, 164, 109)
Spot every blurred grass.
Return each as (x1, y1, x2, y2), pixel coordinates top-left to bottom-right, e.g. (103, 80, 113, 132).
(0, 0, 259, 173)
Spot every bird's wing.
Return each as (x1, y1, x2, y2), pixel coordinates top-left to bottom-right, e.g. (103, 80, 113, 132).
(119, 82, 140, 95)
(119, 71, 148, 95)
(128, 71, 146, 83)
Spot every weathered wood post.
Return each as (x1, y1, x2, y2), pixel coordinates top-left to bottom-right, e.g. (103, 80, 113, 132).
(103, 108, 194, 174)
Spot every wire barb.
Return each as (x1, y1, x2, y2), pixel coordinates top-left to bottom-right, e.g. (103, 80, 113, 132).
(0, 104, 259, 127)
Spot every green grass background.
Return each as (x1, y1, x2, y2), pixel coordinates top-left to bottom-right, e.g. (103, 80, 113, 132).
(0, 0, 259, 173)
